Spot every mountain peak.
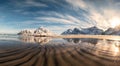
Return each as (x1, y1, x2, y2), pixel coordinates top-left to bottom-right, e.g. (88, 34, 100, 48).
(62, 26, 104, 35)
(18, 27, 54, 36)
(104, 25, 120, 35)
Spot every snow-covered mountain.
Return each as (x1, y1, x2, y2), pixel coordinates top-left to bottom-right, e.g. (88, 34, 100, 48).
(62, 25, 120, 35)
(81, 26, 104, 35)
(62, 29, 73, 34)
(104, 25, 120, 35)
(34, 27, 53, 36)
(62, 26, 104, 35)
(18, 30, 33, 35)
(18, 27, 54, 36)
(62, 28, 84, 34)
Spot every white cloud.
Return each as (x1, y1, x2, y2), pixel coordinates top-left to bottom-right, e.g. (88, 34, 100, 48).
(35, 17, 75, 24)
(65, 15, 81, 23)
(65, 0, 120, 29)
(66, 0, 87, 9)
(36, 11, 65, 18)
(12, 0, 47, 8)
(25, 0, 47, 7)
(35, 11, 94, 28)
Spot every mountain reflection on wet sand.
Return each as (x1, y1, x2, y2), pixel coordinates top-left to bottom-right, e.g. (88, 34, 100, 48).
(0, 37, 120, 66)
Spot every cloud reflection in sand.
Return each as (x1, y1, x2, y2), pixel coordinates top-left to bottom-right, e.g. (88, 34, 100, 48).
(19, 36, 120, 57)
(64, 38, 120, 57)
(1, 37, 120, 66)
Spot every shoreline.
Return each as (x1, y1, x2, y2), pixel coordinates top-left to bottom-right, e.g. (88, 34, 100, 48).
(24, 34, 120, 41)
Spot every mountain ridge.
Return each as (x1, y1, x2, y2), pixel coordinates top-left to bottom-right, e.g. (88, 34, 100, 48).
(18, 27, 54, 36)
(62, 26, 120, 35)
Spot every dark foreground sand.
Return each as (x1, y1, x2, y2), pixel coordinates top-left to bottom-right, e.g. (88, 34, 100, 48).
(0, 40, 120, 66)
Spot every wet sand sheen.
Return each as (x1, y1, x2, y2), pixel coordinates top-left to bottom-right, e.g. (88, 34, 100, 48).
(34, 35, 120, 40)
(0, 41, 120, 66)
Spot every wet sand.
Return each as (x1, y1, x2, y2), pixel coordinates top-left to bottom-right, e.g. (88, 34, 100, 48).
(0, 40, 120, 66)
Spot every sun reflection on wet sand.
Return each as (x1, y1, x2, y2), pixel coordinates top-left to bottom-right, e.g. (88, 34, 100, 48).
(89, 40, 120, 58)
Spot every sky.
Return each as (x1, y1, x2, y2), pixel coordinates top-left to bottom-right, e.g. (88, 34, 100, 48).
(0, 0, 120, 34)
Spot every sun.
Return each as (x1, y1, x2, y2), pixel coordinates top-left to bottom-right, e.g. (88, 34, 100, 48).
(110, 17, 120, 28)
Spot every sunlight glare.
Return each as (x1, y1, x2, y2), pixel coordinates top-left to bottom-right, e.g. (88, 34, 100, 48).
(110, 17, 120, 28)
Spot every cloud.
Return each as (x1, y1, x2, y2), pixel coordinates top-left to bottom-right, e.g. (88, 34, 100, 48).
(34, 11, 89, 25)
(25, 0, 47, 7)
(66, 0, 87, 9)
(65, 15, 81, 23)
(35, 11, 91, 25)
(65, 0, 120, 29)
(1, 0, 120, 34)
(12, 0, 47, 8)
(36, 11, 66, 18)
(35, 17, 75, 24)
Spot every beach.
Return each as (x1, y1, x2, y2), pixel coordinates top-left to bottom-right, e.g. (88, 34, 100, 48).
(0, 36, 120, 66)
